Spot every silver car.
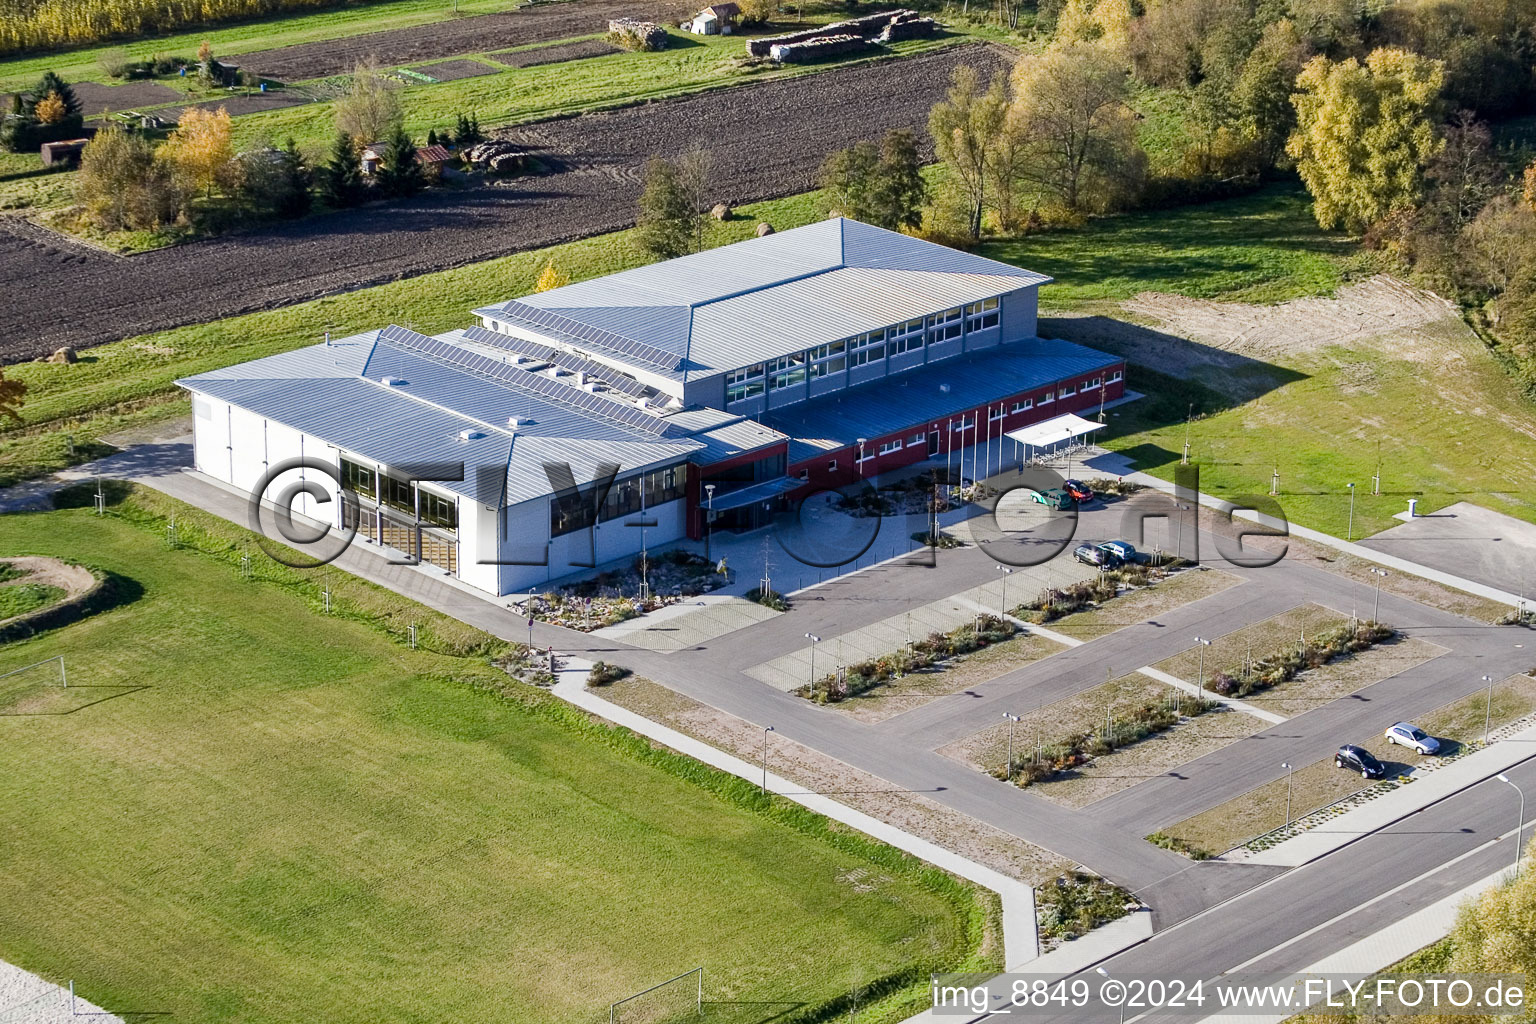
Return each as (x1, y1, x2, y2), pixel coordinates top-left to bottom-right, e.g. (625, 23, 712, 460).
(1384, 722, 1441, 755)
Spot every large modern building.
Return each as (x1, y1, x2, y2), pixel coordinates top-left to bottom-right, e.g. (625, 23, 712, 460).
(180, 218, 1125, 596)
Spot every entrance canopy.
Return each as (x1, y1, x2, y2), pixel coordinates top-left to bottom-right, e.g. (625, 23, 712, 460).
(1004, 412, 1104, 449)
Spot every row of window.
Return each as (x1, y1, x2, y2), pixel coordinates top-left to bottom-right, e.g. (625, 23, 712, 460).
(342, 458, 458, 531)
(550, 463, 687, 538)
(725, 298, 1002, 405)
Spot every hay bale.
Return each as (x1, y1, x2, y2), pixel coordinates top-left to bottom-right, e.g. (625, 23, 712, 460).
(47, 346, 77, 364)
(711, 202, 732, 221)
(756, 222, 774, 236)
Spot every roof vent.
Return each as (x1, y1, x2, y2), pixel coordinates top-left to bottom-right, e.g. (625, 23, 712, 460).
(458, 429, 485, 441)
(939, 383, 951, 393)
(635, 397, 650, 410)
(380, 376, 404, 386)
(583, 381, 600, 392)
(508, 416, 534, 428)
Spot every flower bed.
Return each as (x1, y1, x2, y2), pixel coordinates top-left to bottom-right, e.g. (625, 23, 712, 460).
(1036, 872, 1137, 947)
(798, 615, 1015, 704)
(1206, 621, 1395, 699)
(1000, 693, 1219, 787)
(531, 550, 729, 631)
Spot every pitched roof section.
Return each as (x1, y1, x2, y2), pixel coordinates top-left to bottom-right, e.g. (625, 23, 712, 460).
(477, 218, 1051, 380)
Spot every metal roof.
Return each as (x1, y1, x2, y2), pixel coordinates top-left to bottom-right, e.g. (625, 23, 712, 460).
(476, 218, 1051, 380)
(178, 338, 703, 507)
(760, 339, 1120, 460)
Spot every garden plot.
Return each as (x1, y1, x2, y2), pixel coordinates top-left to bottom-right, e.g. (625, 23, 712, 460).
(238, 0, 696, 81)
(71, 80, 180, 113)
(165, 90, 312, 121)
(1155, 674, 1536, 857)
(599, 676, 1074, 885)
(411, 57, 500, 81)
(491, 38, 621, 68)
(0, 45, 1005, 362)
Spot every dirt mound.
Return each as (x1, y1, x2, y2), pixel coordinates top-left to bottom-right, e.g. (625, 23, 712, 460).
(1122, 275, 1464, 363)
(0, 557, 95, 602)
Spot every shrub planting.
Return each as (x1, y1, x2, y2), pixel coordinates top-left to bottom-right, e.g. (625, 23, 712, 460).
(999, 693, 1218, 787)
(745, 586, 788, 611)
(1011, 559, 1190, 625)
(1035, 872, 1136, 943)
(1206, 621, 1396, 700)
(1146, 832, 1212, 860)
(586, 661, 631, 687)
(800, 615, 1014, 703)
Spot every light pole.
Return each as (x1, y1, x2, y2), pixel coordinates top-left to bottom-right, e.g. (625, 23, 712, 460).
(1368, 567, 1387, 622)
(857, 437, 868, 480)
(704, 483, 716, 561)
(761, 725, 775, 795)
(1281, 762, 1294, 829)
(1095, 968, 1127, 1024)
(1194, 636, 1213, 693)
(1496, 773, 1526, 878)
(805, 633, 821, 694)
(1484, 674, 1496, 745)
(996, 565, 1013, 616)
(1346, 482, 1356, 541)
(1002, 712, 1020, 779)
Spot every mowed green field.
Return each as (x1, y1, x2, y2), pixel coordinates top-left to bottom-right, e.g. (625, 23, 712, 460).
(0, 504, 983, 1023)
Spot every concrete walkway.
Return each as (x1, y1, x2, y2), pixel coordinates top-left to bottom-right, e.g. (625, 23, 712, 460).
(0, 965, 119, 1024)
(550, 657, 1042, 970)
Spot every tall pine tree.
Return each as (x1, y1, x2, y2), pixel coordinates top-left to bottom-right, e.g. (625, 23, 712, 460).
(316, 131, 363, 209)
(376, 125, 424, 198)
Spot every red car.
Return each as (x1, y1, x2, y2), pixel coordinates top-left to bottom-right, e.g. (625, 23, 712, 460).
(1063, 479, 1094, 502)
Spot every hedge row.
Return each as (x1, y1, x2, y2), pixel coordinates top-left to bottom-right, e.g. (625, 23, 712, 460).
(801, 614, 1014, 703)
(999, 693, 1219, 787)
(1208, 621, 1395, 699)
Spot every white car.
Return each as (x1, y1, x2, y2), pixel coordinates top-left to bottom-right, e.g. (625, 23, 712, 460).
(1384, 722, 1441, 755)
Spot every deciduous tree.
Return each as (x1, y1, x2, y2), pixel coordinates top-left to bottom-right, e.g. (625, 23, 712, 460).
(534, 261, 570, 291)
(1007, 42, 1145, 216)
(1233, 18, 1308, 169)
(33, 91, 66, 125)
(1287, 48, 1445, 232)
(635, 148, 712, 259)
(817, 130, 927, 231)
(160, 105, 234, 200)
(335, 58, 402, 149)
(75, 124, 179, 231)
(929, 65, 1008, 240)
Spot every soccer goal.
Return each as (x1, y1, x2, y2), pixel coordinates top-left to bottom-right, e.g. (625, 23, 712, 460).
(610, 967, 703, 1024)
(0, 655, 68, 714)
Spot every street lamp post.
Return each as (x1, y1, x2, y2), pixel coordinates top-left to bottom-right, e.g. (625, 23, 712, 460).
(805, 633, 822, 695)
(996, 565, 1013, 616)
(1002, 712, 1020, 779)
(1496, 773, 1526, 878)
(1346, 482, 1356, 541)
(704, 483, 716, 561)
(857, 437, 868, 480)
(761, 725, 775, 795)
(1194, 636, 1213, 693)
(1096, 968, 1127, 1024)
(1281, 762, 1294, 829)
(1484, 674, 1496, 745)
(1369, 567, 1387, 622)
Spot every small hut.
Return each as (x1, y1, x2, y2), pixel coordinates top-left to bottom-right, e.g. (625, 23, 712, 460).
(687, 3, 741, 34)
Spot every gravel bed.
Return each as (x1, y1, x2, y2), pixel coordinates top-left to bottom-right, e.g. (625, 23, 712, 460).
(0, 44, 1012, 364)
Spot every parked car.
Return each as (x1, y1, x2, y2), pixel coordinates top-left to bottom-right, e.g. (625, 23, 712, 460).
(1100, 540, 1137, 562)
(1335, 744, 1387, 779)
(1384, 722, 1441, 755)
(1030, 487, 1075, 510)
(1063, 479, 1094, 502)
(1074, 542, 1119, 567)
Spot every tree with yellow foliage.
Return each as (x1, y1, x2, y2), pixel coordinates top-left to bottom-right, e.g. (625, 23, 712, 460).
(160, 106, 234, 200)
(33, 91, 67, 126)
(1287, 48, 1444, 232)
(533, 262, 571, 292)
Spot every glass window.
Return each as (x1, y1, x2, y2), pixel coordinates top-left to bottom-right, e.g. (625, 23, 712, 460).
(809, 355, 846, 379)
(908, 433, 926, 446)
(726, 362, 765, 403)
(1110, 369, 1123, 382)
(849, 341, 885, 367)
(827, 459, 837, 471)
(952, 414, 975, 431)
(382, 474, 414, 513)
(419, 491, 457, 531)
(768, 353, 807, 391)
(341, 458, 376, 500)
(927, 307, 963, 343)
(1059, 383, 1076, 398)
(1038, 391, 1054, 404)
(878, 439, 902, 455)
(1011, 399, 1032, 413)
(989, 406, 1004, 421)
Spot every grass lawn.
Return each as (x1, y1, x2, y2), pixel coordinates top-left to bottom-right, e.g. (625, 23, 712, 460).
(0, 581, 65, 619)
(0, 494, 991, 1023)
(1157, 673, 1536, 856)
(0, 0, 516, 92)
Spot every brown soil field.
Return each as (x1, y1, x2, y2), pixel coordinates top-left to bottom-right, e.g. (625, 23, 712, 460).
(165, 91, 313, 121)
(240, 0, 695, 82)
(72, 80, 181, 114)
(0, 44, 1010, 364)
(413, 57, 501, 81)
(492, 38, 621, 67)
